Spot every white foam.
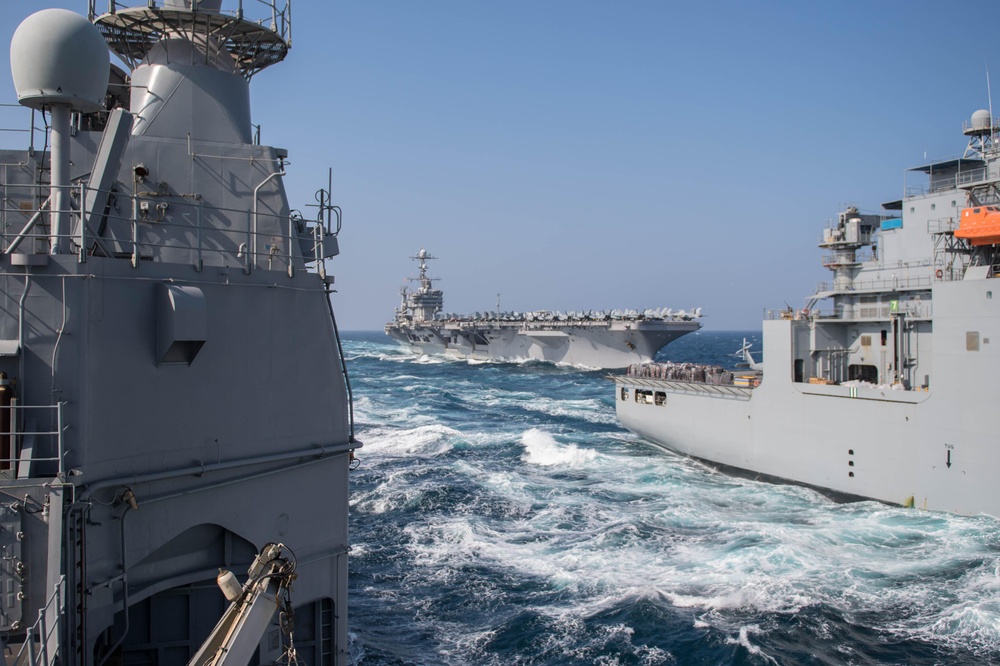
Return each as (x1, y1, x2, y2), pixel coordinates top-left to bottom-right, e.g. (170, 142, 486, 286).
(519, 396, 618, 425)
(725, 625, 777, 664)
(520, 428, 599, 467)
(346, 336, 1000, 661)
(359, 423, 460, 458)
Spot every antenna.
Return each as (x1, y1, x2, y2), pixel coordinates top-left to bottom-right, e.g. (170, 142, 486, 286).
(988, 61, 994, 130)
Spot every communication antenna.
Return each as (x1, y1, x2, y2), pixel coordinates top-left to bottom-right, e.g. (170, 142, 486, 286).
(988, 61, 994, 130)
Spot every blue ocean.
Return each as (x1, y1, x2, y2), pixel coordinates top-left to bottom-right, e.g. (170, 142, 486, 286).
(343, 330, 1000, 665)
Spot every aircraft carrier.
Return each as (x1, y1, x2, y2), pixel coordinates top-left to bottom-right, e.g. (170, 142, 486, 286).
(613, 107, 1000, 518)
(385, 250, 701, 368)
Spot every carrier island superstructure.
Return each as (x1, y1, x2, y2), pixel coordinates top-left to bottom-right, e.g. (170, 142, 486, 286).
(614, 108, 1000, 517)
(0, 1, 355, 664)
(385, 250, 702, 368)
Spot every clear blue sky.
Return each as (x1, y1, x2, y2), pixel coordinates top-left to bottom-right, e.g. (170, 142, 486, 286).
(2, 1, 997, 329)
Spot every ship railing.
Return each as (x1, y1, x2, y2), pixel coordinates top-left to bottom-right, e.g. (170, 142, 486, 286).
(0, 104, 42, 156)
(962, 116, 1000, 133)
(814, 273, 933, 294)
(904, 166, 995, 197)
(927, 216, 960, 234)
(765, 308, 811, 320)
(0, 403, 67, 478)
(439, 318, 697, 329)
(88, 0, 292, 42)
(769, 300, 933, 321)
(8, 575, 65, 666)
(820, 250, 874, 266)
(0, 182, 335, 278)
(954, 166, 992, 188)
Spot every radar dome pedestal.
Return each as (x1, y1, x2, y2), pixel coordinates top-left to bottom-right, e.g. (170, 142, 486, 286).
(10, 9, 110, 255)
(10, 9, 109, 113)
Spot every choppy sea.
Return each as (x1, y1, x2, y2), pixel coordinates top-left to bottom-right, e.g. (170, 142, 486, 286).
(343, 330, 1000, 665)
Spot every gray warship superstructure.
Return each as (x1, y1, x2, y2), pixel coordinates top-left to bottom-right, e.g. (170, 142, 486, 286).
(0, 1, 355, 663)
(613, 108, 1000, 517)
(385, 250, 701, 368)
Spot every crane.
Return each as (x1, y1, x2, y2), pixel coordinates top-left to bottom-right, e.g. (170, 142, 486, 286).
(188, 543, 299, 666)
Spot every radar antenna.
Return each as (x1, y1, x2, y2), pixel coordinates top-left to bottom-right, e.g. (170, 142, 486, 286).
(89, 0, 292, 79)
(409, 249, 438, 291)
(963, 67, 1000, 159)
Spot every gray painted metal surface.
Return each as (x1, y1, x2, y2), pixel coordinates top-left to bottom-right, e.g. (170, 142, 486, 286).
(386, 249, 701, 368)
(613, 110, 1000, 518)
(0, 2, 354, 664)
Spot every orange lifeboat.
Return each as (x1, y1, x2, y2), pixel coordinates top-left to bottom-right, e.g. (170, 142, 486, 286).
(955, 206, 1000, 246)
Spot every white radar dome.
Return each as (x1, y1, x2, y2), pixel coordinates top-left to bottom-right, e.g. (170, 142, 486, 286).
(10, 9, 109, 113)
(971, 109, 993, 131)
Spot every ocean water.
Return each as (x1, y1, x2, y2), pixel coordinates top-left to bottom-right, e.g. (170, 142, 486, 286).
(344, 330, 1000, 665)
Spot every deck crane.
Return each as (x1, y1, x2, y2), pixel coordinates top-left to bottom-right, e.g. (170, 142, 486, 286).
(188, 543, 299, 666)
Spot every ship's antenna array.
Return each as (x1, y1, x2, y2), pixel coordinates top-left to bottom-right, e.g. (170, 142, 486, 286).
(88, 0, 292, 80)
(409, 249, 438, 290)
(988, 61, 994, 125)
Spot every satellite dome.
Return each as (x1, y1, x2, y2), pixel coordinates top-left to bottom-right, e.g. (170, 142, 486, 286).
(971, 109, 993, 132)
(10, 9, 109, 113)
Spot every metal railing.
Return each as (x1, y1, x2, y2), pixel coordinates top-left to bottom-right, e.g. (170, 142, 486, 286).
(89, 0, 291, 32)
(821, 251, 874, 266)
(905, 166, 997, 197)
(0, 104, 41, 155)
(11, 575, 65, 666)
(0, 181, 336, 277)
(927, 216, 959, 234)
(815, 273, 934, 294)
(0, 403, 67, 477)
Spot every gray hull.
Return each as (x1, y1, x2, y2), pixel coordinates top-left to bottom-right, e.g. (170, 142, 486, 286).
(0, 4, 354, 664)
(616, 297, 998, 516)
(613, 106, 1000, 518)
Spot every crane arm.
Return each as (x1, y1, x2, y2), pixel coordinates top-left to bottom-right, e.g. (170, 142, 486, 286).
(188, 543, 297, 666)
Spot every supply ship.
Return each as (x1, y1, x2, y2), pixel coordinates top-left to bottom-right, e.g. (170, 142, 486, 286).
(613, 107, 1000, 517)
(385, 249, 702, 368)
(0, 1, 355, 663)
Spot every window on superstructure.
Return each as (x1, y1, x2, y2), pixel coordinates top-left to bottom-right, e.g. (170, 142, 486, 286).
(635, 389, 654, 404)
(654, 392, 666, 406)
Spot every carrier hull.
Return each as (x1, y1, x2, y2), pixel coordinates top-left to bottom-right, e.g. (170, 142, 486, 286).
(386, 319, 699, 368)
(386, 249, 701, 368)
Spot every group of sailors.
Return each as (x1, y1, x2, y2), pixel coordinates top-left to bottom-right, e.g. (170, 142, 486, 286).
(626, 361, 736, 386)
(431, 307, 702, 323)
